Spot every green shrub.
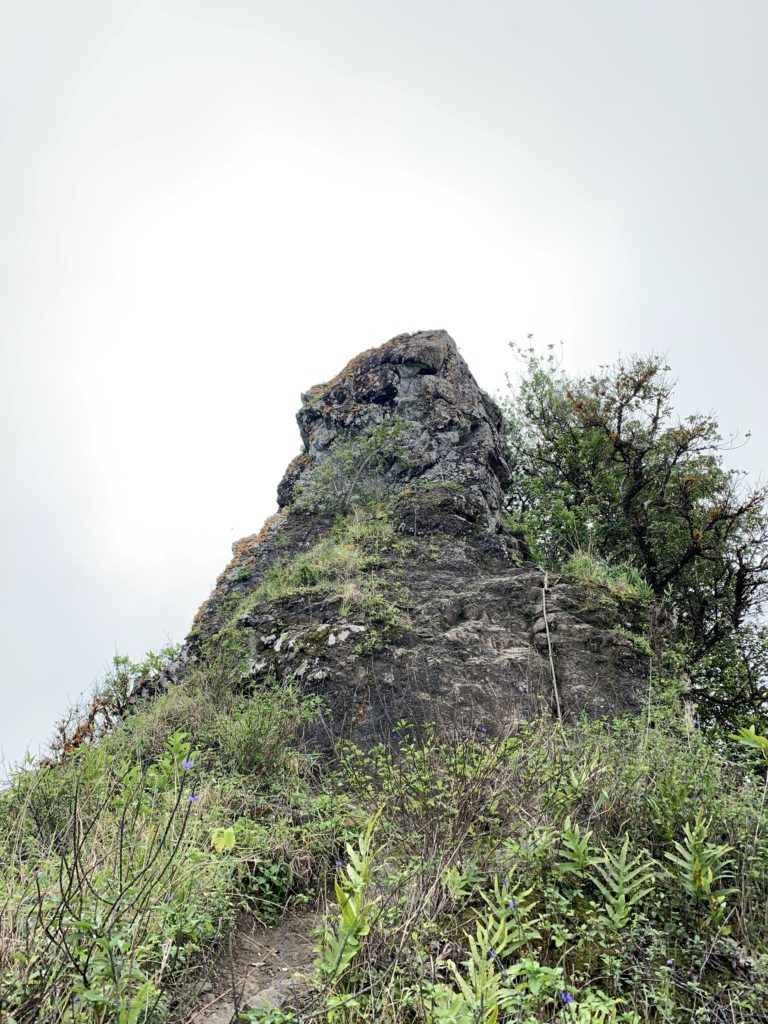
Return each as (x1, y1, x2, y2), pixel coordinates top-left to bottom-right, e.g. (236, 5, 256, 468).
(211, 683, 321, 776)
(293, 417, 413, 511)
(302, 714, 768, 1023)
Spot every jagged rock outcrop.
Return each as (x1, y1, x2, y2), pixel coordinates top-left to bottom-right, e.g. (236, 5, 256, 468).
(278, 330, 511, 530)
(158, 330, 649, 742)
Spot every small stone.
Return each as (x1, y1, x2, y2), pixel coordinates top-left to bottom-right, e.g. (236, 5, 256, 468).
(274, 633, 289, 652)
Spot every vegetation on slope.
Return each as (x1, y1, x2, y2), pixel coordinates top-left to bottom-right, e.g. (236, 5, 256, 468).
(0, 647, 345, 1023)
(3, 649, 768, 1022)
(2, 347, 768, 1023)
(502, 345, 768, 733)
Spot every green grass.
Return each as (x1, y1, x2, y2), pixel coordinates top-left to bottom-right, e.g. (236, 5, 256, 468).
(563, 549, 654, 608)
(232, 505, 408, 643)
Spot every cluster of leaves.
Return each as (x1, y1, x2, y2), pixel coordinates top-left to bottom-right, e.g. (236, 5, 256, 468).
(502, 345, 768, 731)
(49, 646, 182, 758)
(296, 712, 768, 1024)
(560, 551, 654, 612)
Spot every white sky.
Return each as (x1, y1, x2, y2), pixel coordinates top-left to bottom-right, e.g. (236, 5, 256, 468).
(2, 0, 767, 768)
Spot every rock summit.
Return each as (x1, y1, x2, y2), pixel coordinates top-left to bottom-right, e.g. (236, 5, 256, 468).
(159, 330, 648, 742)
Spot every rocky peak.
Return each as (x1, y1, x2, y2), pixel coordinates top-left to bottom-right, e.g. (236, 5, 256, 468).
(147, 331, 649, 743)
(277, 330, 511, 531)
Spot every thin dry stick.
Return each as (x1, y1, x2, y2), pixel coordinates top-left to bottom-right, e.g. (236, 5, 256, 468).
(542, 573, 563, 725)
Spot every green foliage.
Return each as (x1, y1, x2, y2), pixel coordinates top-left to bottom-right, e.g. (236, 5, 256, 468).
(294, 417, 413, 512)
(210, 682, 322, 776)
(0, 651, 347, 1024)
(427, 882, 547, 1024)
(50, 644, 182, 756)
(310, 712, 768, 1023)
(590, 834, 658, 929)
(557, 816, 601, 877)
(731, 724, 768, 757)
(7, 687, 768, 1022)
(664, 813, 736, 914)
(503, 344, 768, 729)
(318, 813, 380, 993)
(211, 825, 236, 852)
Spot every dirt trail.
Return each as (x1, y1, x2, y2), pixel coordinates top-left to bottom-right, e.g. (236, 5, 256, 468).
(188, 911, 320, 1024)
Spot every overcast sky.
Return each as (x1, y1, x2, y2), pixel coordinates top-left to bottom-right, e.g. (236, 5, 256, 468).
(2, 0, 767, 768)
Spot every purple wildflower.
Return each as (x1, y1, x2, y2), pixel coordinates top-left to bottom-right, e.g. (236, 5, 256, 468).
(560, 992, 574, 1005)
(165, 892, 173, 902)
(666, 958, 674, 966)
(182, 759, 194, 772)
(187, 793, 200, 803)
(507, 898, 517, 910)
(335, 860, 344, 868)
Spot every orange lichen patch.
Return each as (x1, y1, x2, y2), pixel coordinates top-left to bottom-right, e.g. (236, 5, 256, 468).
(231, 510, 288, 560)
(190, 510, 289, 628)
(283, 452, 310, 476)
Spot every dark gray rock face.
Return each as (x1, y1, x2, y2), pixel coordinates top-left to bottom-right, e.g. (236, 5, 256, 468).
(279, 330, 511, 531)
(172, 331, 648, 743)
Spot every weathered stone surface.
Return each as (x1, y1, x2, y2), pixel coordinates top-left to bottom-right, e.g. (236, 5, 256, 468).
(280, 329, 512, 530)
(159, 330, 649, 741)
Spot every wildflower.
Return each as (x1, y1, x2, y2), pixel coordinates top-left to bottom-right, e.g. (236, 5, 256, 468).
(165, 892, 173, 902)
(560, 992, 574, 1005)
(335, 860, 344, 868)
(187, 794, 200, 803)
(666, 958, 674, 966)
(182, 759, 194, 771)
(507, 898, 517, 910)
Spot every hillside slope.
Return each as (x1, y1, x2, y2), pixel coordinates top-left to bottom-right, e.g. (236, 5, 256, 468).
(2, 333, 767, 1024)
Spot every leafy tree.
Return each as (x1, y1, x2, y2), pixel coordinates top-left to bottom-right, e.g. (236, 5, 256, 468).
(503, 345, 768, 727)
